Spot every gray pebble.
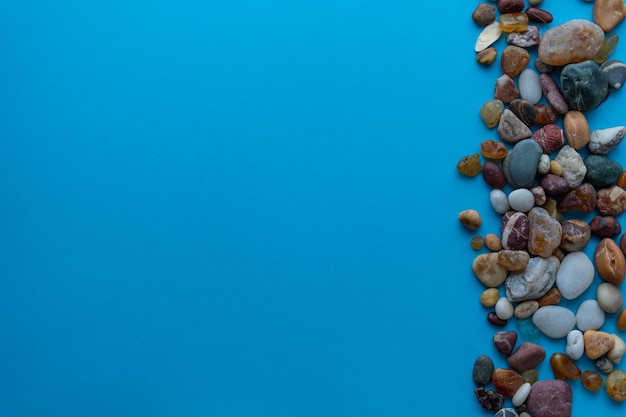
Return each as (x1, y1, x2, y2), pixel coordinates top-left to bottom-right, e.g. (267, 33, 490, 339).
(601, 59, 626, 90)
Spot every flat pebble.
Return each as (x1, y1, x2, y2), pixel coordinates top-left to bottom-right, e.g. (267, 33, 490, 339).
(527, 379, 572, 417)
(473, 354, 495, 386)
(512, 382, 531, 407)
(498, 109, 532, 144)
(532, 306, 576, 338)
(556, 251, 595, 299)
(475, 21, 502, 52)
(576, 299, 605, 332)
(507, 342, 546, 372)
(503, 139, 542, 188)
(560, 60, 609, 113)
(566, 329, 585, 360)
(508, 188, 535, 212)
(505, 256, 559, 302)
(473, 253, 508, 287)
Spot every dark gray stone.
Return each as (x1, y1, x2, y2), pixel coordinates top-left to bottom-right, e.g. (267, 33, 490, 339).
(584, 154, 623, 188)
(472, 354, 494, 386)
(503, 139, 542, 188)
(601, 59, 626, 90)
(560, 60, 609, 112)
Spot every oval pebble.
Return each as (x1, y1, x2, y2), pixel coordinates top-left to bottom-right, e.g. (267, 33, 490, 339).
(496, 297, 514, 320)
(508, 188, 535, 212)
(512, 382, 531, 407)
(532, 305, 576, 339)
(556, 251, 595, 300)
(566, 330, 585, 360)
(576, 299, 605, 332)
(490, 189, 511, 214)
(519, 69, 542, 104)
(597, 282, 624, 313)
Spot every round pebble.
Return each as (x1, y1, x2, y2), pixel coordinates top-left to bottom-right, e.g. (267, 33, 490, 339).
(532, 305, 576, 339)
(555, 251, 594, 300)
(597, 282, 624, 313)
(576, 299, 605, 332)
(495, 297, 514, 320)
(490, 188, 511, 214)
(519, 68, 542, 104)
(508, 188, 535, 212)
(512, 382, 531, 407)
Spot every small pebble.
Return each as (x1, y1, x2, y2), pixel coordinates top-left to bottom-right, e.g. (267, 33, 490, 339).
(563, 110, 590, 150)
(473, 354, 495, 386)
(480, 99, 504, 128)
(458, 209, 482, 230)
(537, 154, 550, 175)
(507, 26, 541, 48)
(495, 74, 521, 104)
(495, 297, 514, 320)
(550, 352, 581, 380)
(585, 330, 615, 360)
(483, 160, 507, 189)
(480, 287, 500, 307)
(557, 183, 597, 214)
(539, 73, 569, 114)
(595, 237, 626, 285)
(457, 153, 482, 176)
(508, 342, 546, 372)
(537, 287, 561, 307)
(501, 45, 530, 78)
(492, 367, 525, 397)
(481, 139, 507, 160)
(472, 3, 496, 26)
(515, 300, 539, 319)
(566, 330, 584, 360)
(560, 219, 591, 252)
(490, 189, 511, 214)
(617, 309, 626, 331)
(606, 369, 626, 402)
(608, 334, 626, 364)
(597, 282, 624, 313)
(601, 59, 626, 90)
(494, 330, 518, 356)
(498, 109, 532, 144)
(508, 188, 535, 212)
(582, 370, 603, 392)
(554, 145, 586, 188)
(512, 383, 531, 407)
(473, 252, 508, 287)
(485, 233, 503, 251)
(597, 356, 614, 374)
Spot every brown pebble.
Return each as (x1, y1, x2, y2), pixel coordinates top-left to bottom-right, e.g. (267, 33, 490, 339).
(494, 331, 518, 356)
(595, 237, 626, 285)
(526, 7, 553, 24)
(560, 219, 591, 252)
(492, 368, 525, 397)
(498, 249, 530, 271)
(477, 47, 498, 65)
(563, 110, 590, 150)
(597, 186, 626, 216)
(550, 352, 581, 380)
(539, 73, 568, 114)
(481, 288, 500, 307)
(585, 330, 616, 360)
(481, 139, 508, 160)
(534, 104, 558, 125)
(515, 300, 539, 319)
(498, 0, 525, 13)
(501, 45, 531, 78)
(593, 0, 626, 32)
(495, 74, 521, 104)
(537, 287, 561, 307)
(488, 311, 508, 326)
(557, 183, 597, 213)
(471, 236, 485, 250)
(590, 215, 621, 238)
(459, 209, 483, 230)
(483, 161, 507, 188)
(472, 3, 497, 26)
(606, 369, 626, 402)
(534, 58, 555, 74)
(457, 153, 482, 177)
(582, 370, 603, 392)
(617, 309, 626, 331)
(618, 171, 626, 189)
(485, 233, 503, 251)
(508, 342, 546, 372)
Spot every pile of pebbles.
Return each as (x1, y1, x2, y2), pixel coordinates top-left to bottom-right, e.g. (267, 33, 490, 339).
(458, 1, 626, 416)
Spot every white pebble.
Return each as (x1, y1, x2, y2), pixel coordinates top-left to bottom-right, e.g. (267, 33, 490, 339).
(475, 21, 502, 52)
(597, 282, 624, 313)
(512, 382, 531, 407)
(508, 188, 535, 212)
(537, 154, 551, 175)
(566, 329, 584, 360)
(519, 69, 542, 104)
(556, 251, 595, 300)
(533, 306, 576, 338)
(576, 299, 605, 331)
(495, 297, 514, 320)
(490, 189, 510, 214)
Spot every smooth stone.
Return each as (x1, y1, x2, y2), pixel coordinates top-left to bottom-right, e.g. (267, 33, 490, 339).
(596, 356, 614, 373)
(473, 252, 509, 287)
(566, 330, 585, 360)
(518, 68, 542, 104)
(503, 139, 542, 188)
(507, 342, 546, 372)
(564, 110, 590, 149)
(473, 354, 495, 386)
(532, 124, 565, 154)
(527, 379, 572, 417)
(472, 3, 496, 26)
(483, 161, 507, 188)
(507, 26, 541, 48)
(576, 299, 606, 332)
(505, 256, 559, 302)
(501, 45, 530, 78)
(606, 369, 626, 401)
(555, 146, 586, 188)
(476, 21, 503, 52)
(512, 382, 531, 407)
(560, 219, 592, 252)
(589, 126, 626, 155)
(496, 297, 515, 320)
(550, 352, 582, 380)
(533, 306, 576, 338)
(601, 59, 626, 90)
(494, 331, 518, 356)
(595, 237, 626, 285)
(526, 8, 552, 24)
(495, 409, 518, 417)
(509, 99, 537, 126)
(556, 183, 597, 213)
(498, 0, 524, 13)
(498, 109, 532, 144)
(608, 334, 626, 364)
(508, 188, 535, 212)
(527, 207, 562, 258)
(593, 0, 626, 32)
(560, 60, 609, 113)
(597, 282, 624, 313)
(538, 19, 605, 66)
(495, 74, 521, 104)
(539, 73, 569, 114)
(590, 215, 622, 238)
(480, 99, 504, 128)
(556, 251, 594, 300)
(490, 189, 511, 214)
(492, 368, 525, 398)
(596, 186, 626, 216)
(585, 154, 623, 188)
(515, 300, 539, 319)
(540, 174, 569, 196)
(585, 330, 615, 359)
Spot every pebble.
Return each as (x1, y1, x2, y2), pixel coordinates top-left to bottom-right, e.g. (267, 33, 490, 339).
(590, 215, 622, 238)
(597, 282, 624, 313)
(531, 186, 547, 206)
(538, 19, 605, 66)
(498, 0, 524, 13)
(457, 153, 482, 177)
(534, 103, 558, 125)
(508, 188, 535, 212)
(473, 354, 495, 386)
(537, 287, 561, 307)
(532, 306, 576, 339)
(495, 408, 519, 417)
(556, 251, 595, 300)
(582, 370, 603, 392)
(483, 161, 507, 188)
(473, 252, 509, 287)
(522, 369, 538, 384)
(601, 59, 626, 90)
(532, 124, 565, 154)
(496, 297, 515, 320)
(560, 60, 609, 113)
(584, 330, 615, 360)
(563, 110, 590, 149)
(508, 342, 546, 372)
(512, 382, 531, 407)
(509, 99, 537, 126)
(576, 300, 606, 332)
(474, 387, 505, 411)
(505, 256, 559, 302)
(499, 12, 529, 33)
(488, 311, 508, 326)
(503, 139, 542, 188)
(550, 352, 582, 380)
(527, 207, 562, 258)
(617, 309, 626, 331)
(495, 74, 521, 104)
(539, 73, 569, 114)
(494, 331, 518, 356)
(559, 185, 598, 214)
(534, 58, 554, 74)
(589, 126, 626, 155)
(595, 33, 619, 65)
(514, 300, 539, 319)
(498, 249, 530, 271)
(501, 45, 530, 78)
(490, 189, 511, 214)
(537, 154, 550, 175)
(481, 139, 507, 160)
(609, 334, 626, 364)
(480, 99, 504, 128)
(540, 174, 569, 196)
(597, 356, 614, 374)
(593, 0, 626, 32)
(596, 186, 626, 216)
(492, 367, 525, 398)
(566, 330, 585, 360)
(606, 369, 626, 401)
(586, 154, 623, 188)
(507, 26, 541, 48)
(526, 379, 572, 417)
(458, 209, 482, 230)
(518, 69, 542, 104)
(480, 287, 500, 307)
(472, 3, 496, 26)
(560, 219, 591, 252)
(554, 146, 586, 188)
(475, 21, 503, 52)
(595, 237, 626, 285)
(525, 7, 552, 24)
(498, 109, 532, 144)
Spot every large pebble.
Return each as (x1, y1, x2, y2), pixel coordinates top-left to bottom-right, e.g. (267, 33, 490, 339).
(566, 330, 585, 360)
(595, 237, 626, 285)
(584, 330, 615, 359)
(532, 305, 576, 338)
(527, 207, 562, 258)
(538, 19, 605, 66)
(556, 251, 595, 299)
(501, 45, 530, 78)
(503, 139, 542, 188)
(498, 109, 532, 144)
(589, 126, 626, 155)
(576, 299, 605, 332)
(518, 69, 542, 104)
(512, 383, 531, 407)
(601, 59, 626, 90)
(492, 368, 525, 398)
(593, 0, 626, 32)
(505, 256, 559, 302)
(597, 282, 624, 313)
(557, 183, 597, 213)
(585, 154, 624, 189)
(526, 379, 572, 417)
(555, 146, 586, 188)
(507, 342, 546, 372)
(560, 60, 609, 113)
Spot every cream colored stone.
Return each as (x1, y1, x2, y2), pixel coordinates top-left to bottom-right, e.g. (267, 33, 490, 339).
(475, 21, 503, 52)
(480, 288, 500, 307)
(515, 300, 540, 319)
(608, 334, 626, 364)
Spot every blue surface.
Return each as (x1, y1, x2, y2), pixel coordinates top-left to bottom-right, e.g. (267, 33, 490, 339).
(1, 1, 626, 416)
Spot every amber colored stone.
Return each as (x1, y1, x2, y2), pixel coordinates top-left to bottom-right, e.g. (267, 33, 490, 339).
(595, 237, 626, 285)
(485, 233, 503, 251)
(582, 370, 603, 392)
(480, 100, 505, 129)
(594, 33, 619, 65)
(477, 47, 498, 65)
(492, 368, 525, 397)
(499, 12, 529, 33)
(550, 352, 582, 380)
(537, 288, 561, 307)
(617, 171, 626, 189)
(498, 249, 530, 271)
(472, 236, 485, 250)
(617, 309, 626, 331)
(606, 369, 626, 401)
(527, 207, 562, 258)
(522, 369, 538, 384)
(501, 45, 531, 78)
(585, 330, 616, 360)
(594, 0, 626, 32)
(557, 183, 597, 213)
(457, 153, 482, 176)
(480, 288, 500, 308)
(534, 104, 558, 125)
(481, 139, 507, 160)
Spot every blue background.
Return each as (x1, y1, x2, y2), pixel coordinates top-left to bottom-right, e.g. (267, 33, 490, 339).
(1, 1, 625, 416)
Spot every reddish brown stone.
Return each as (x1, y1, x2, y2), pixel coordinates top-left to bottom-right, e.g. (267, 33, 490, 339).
(532, 124, 565, 154)
(492, 368, 525, 397)
(597, 186, 626, 216)
(508, 342, 546, 372)
(590, 215, 622, 238)
(557, 183, 597, 213)
(534, 104, 559, 125)
(526, 7, 553, 24)
(483, 161, 507, 188)
(494, 331, 518, 356)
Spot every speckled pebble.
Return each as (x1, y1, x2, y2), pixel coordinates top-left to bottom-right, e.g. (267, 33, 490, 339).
(601, 59, 626, 90)
(597, 282, 624, 313)
(589, 126, 626, 155)
(555, 145, 587, 188)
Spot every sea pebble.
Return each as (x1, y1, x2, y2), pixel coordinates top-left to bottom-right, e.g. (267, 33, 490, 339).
(538, 19, 605, 66)
(537, 154, 550, 175)
(495, 74, 521, 104)
(539, 73, 568, 114)
(596, 186, 626, 216)
(476, 21, 503, 52)
(601, 59, 626, 90)
(507, 342, 546, 372)
(507, 26, 541, 48)
(609, 334, 626, 364)
(527, 207, 562, 258)
(512, 382, 531, 407)
(494, 331, 518, 356)
(492, 368, 525, 397)
(503, 139, 542, 188)
(532, 124, 565, 154)
(508, 188, 535, 212)
(498, 109, 532, 144)
(564, 110, 590, 150)
(495, 408, 519, 417)
(480, 99, 504, 128)
(532, 306, 576, 338)
(593, 0, 626, 32)
(576, 299, 606, 332)
(606, 369, 626, 401)
(526, 379, 572, 417)
(509, 99, 537, 126)
(585, 330, 615, 359)
(501, 45, 530, 78)
(473, 354, 495, 386)
(589, 126, 626, 155)
(505, 256, 559, 302)
(566, 330, 585, 360)
(560, 60, 609, 113)
(556, 251, 595, 299)
(585, 154, 623, 189)
(473, 253, 509, 287)
(597, 282, 624, 313)
(596, 356, 614, 374)
(555, 146, 586, 188)
(496, 297, 514, 320)
(491, 189, 511, 214)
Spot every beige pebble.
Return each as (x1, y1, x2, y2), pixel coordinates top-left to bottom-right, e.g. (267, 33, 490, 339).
(485, 233, 503, 251)
(585, 330, 616, 359)
(608, 334, 626, 364)
(458, 209, 482, 230)
(515, 300, 540, 319)
(564, 110, 590, 149)
(593, 0, 626, 32)
(480, 288, 500, 307)
(549, 160, 563, 176)
(475, 21, 503, 52)
(597, 282, 624, 313)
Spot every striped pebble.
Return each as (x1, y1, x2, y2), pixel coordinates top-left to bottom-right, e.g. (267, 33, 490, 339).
(601, 59, 626, 90)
